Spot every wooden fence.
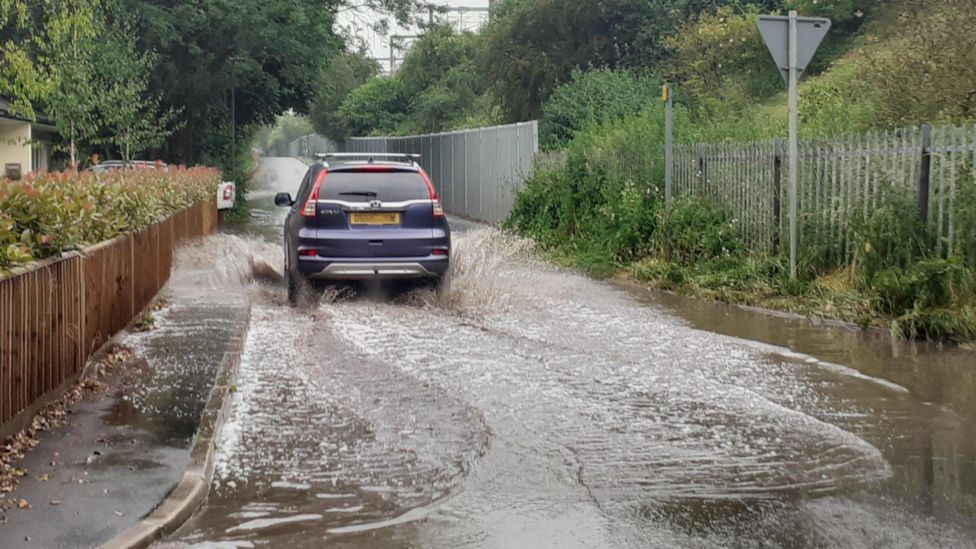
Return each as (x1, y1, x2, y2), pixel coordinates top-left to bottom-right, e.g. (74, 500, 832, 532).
(673, 124, 976, 267)
(0, 199, 217, 437)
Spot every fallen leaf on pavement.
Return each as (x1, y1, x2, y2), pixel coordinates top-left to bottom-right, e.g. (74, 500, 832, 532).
(50, 500, 61, 506)
(39, 474, 49, 482)
(17, 499, 30, 509)
(0, 345, 135, 498)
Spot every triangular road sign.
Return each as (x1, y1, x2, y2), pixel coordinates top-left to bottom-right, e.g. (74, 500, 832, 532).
(757, 15, 831, 84)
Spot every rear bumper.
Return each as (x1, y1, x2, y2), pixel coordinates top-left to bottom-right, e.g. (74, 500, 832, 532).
(298, 256, 449, 280)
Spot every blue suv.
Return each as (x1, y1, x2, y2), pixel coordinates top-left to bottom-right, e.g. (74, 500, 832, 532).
(275, 154, 451, 305)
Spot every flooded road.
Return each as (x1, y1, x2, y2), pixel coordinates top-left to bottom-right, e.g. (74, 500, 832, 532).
(165, 157, 976, 548)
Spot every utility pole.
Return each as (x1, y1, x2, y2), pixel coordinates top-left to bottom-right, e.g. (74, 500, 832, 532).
(428, 5, 435, 26)
(488, 0, 495, 20)
(787, 10, 799, 280)
(389, 34, 421, 74)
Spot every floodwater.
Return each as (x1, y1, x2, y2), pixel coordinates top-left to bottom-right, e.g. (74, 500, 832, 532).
(162, 157, 976, 548)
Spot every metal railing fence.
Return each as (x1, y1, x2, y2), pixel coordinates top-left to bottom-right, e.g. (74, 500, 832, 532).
(279, 122, 539, 224)
(345, 121, 539, 224)
(668, 124, 976, 267)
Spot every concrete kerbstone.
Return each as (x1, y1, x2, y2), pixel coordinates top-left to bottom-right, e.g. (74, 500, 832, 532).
(99, 304, 251, 549)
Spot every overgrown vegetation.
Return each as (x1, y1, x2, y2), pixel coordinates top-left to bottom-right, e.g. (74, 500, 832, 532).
(512, 163, 976, 341)
(500, 0, 976, 342)
(0, 166, 221, 272)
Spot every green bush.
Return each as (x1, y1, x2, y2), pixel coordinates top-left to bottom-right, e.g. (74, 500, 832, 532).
(510, 104, 694, 271)
(871, 258, 974, 316)
(337, 77, 407, 137)
(892, 306, 976, 343)
(664, 6, 784, 112)
(540, 68, 662, 149)
(0, 167, 220, 272)
(852, 190, 931, 278)
(665, 197, 744, 263)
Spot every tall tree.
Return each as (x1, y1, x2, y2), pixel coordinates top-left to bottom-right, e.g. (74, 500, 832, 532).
(309, 51, 380, 140)
(0, 1, 46, 119)
(1, 0, 104, 165)
(93, 11, 179, 162)
(123, 0, 420, 165)
(481, 0, 783, 122)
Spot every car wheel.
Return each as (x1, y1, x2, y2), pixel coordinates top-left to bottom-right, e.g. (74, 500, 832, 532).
(435, 271, 451, 297)
(286, 267, 306, 307)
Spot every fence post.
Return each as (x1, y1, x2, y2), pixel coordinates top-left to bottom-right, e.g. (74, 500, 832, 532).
(697, 144, 708, 194)
(773, 138, 784, 253)
(917, 123, 933, 223)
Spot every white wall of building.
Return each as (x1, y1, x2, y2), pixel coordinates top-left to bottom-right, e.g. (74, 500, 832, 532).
(0, 119, 32, 176)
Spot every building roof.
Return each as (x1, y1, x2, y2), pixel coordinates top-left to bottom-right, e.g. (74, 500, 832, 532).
(0, 95, 57, 131)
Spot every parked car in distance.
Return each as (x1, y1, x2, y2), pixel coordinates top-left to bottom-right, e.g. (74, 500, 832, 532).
(274, 153, 451, 305)
(90, 160, 168, 173)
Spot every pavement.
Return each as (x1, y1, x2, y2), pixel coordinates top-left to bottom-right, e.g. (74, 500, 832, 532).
(0, 256, 250, 548)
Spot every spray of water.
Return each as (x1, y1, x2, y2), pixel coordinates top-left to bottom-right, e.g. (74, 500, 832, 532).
(170, 234, 284, 297)
(167, 226, 542, 315)
(397, 227, 542, 315)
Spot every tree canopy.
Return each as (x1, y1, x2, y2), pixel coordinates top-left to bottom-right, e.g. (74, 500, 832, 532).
(318, 0, 930, 142)
(1, 0, 418, 178)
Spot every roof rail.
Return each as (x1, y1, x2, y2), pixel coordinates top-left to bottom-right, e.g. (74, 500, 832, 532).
(314, 152, 421, 164)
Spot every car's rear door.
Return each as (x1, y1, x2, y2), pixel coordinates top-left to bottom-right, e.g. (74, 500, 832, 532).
(311, 167, 436, 258)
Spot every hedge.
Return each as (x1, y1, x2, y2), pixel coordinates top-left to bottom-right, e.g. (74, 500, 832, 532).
(0, 166, 221, 273)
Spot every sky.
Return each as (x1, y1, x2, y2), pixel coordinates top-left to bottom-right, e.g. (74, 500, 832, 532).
(338, 0, 491, 73)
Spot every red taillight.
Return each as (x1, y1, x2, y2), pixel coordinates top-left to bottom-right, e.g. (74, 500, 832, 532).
(301, 169, 328, 217)
(432, 249, 448, 256)
(419, 169, 444, 218)
(299, 249, 318, 257)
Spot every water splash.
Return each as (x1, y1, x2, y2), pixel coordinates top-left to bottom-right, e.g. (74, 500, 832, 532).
(171, 234, 284, 293)
(395, 226, 543, 314)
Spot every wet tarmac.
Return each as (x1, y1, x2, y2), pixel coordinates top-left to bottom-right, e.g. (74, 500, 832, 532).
(163, 157, 976, 548)
(0, 293, 248, 548)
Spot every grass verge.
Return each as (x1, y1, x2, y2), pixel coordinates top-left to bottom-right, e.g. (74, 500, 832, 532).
(624, 254, 976, 343)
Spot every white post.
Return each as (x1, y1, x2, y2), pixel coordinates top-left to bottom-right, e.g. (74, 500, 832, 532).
(788, 10, 799, 280)
(664, 84, 674, 261)
(664, 84, 674, 210)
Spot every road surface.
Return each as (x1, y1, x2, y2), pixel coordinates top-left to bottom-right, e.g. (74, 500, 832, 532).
(162, 157, 976, 548)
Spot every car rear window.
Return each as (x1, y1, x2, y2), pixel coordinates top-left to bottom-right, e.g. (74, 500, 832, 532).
(321, 171, 430, 202)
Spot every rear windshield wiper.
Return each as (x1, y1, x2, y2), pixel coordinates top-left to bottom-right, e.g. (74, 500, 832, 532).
(338, 191, 378, 198)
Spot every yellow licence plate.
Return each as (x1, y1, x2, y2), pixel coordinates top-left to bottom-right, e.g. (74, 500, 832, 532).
(350, 212, 400, 225)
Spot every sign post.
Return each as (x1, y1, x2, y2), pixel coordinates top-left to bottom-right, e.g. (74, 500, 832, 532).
(788, 11, 799, 281)
(663, 83, 674, 261)
(757, 11, 830, 279)
(663, 83, 673, 211)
